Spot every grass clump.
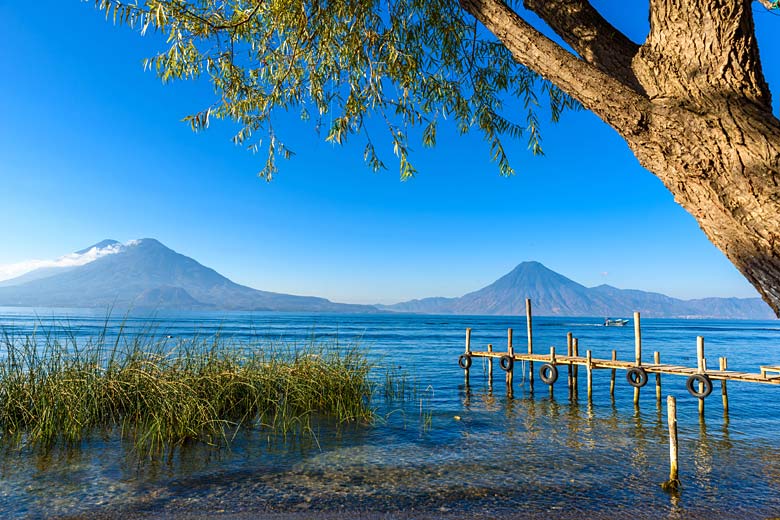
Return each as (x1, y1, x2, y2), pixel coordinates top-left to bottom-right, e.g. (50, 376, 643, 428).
(0, 327, 374, 453)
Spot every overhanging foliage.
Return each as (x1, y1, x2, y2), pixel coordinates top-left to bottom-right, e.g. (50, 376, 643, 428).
(92, 0, 578, 179)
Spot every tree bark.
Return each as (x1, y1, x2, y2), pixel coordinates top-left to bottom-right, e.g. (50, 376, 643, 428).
(623, 99, 780, 314)
(461, 0, 780, 315)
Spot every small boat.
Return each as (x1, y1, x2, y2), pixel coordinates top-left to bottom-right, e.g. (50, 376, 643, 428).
(604, 318, 629, 327)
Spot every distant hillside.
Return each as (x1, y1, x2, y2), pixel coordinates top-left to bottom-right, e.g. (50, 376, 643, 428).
(0, 239, 123, 288)
(1, 243, 772, 318)
(380, 261, 775, 319)
(0, 266, 77, 288)
(0, 239, 377, 313)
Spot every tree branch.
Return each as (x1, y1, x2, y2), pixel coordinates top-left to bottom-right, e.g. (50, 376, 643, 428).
(755, 0, 779, 9)
(459, 0, 649, 136)
(522, 0, 642, 91)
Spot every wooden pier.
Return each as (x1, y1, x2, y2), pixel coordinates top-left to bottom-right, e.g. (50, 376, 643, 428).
(455, 299, 780, 491)
(458, 300, 780, 406)
(466, 349, 780, 385)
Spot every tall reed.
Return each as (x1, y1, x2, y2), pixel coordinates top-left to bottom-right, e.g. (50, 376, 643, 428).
(0, 326, 374, 453)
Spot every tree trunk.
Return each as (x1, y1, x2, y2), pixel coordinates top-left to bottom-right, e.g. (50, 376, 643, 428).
(621, 100, 780, 314)
(626, 0, 780, 313)
(462, 0, 780, 315)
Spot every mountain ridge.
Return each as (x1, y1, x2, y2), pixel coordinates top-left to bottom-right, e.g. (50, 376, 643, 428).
(380, 261, 775, 319)
(0, 239, 376, 313)
(0, 243, 773, 318)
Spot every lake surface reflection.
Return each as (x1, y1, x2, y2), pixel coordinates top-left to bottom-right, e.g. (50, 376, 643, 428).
(1, 308, 779, 518)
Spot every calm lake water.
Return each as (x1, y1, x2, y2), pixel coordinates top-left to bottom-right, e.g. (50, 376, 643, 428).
(1, 308, 780, 519)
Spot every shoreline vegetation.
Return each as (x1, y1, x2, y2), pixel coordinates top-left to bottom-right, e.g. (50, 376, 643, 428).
(0, 324, 386, 454)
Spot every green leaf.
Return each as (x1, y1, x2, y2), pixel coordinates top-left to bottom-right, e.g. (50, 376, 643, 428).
(91, 0, 571, 180)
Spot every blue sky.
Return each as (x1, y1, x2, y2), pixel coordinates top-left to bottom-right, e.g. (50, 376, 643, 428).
(0, 2, 778, 304)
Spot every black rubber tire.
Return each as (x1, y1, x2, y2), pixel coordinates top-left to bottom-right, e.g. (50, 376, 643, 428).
(626, 367, 648, 388)
(539, 363, 558, 385)
(686, 374, 713, 398)
(458, 354, 472, 370)
(499, 355, 514, 372)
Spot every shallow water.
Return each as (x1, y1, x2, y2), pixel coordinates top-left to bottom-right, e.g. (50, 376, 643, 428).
(1, 308, 780, 518)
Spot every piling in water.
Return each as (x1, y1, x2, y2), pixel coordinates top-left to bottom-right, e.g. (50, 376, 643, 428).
(464, 328, 472, 387)
(506, 328, 514, 397)
(573, 337, 579, 400)
(549, 346, 556, 398)
(487, 344, 493, 387)
(697, 336, 705, 416)
(586, 350, 593, 402)
(662, 395, 681, 492)
(567, 332, 573, 398)
(654, 351, 662, 403)
(610, 349, 617, 399)
(634, 312, 642, 405)
(526, 299, 534, 392)
(720, 357, 729, 415)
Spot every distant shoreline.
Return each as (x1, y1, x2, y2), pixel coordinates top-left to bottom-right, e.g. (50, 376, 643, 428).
(0, 304, 777, 321)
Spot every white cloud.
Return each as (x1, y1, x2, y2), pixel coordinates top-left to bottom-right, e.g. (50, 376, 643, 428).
(0, 242, 125, 282)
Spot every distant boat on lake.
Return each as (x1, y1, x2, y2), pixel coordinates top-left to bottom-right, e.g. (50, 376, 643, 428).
(604, 318, 630, 326)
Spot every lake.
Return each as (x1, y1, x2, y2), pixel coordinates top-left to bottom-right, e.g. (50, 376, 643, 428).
(1, 308, 780, 519)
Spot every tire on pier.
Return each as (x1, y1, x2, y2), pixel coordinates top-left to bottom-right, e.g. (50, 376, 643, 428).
(686, 374, 713, 398)
(499, 355, 514, 372)
(539, 363, 558, 385)
(626, 367, 648, 388)
(458, 354, 472, 370)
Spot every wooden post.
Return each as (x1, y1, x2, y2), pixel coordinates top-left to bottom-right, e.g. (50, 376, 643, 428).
(696, 336, 705, 374)
(464, 328, 471, 386)
(567, 332, 573, 397)
(610, 350, 617, 398)
(526, 299, 534, 392)
(697, 336, 705, 416)
(549, 346, 556, 398)
(654, 351, 662, 403)
(720, 357, 729, 415)
(506, 328, 514, 393)
(573, 337, 580, 399)
(662, 395, 680, 492)
(586, 349, 593, 401)
(634, 312, 642, 406)
(487, 343, 493, 387)
(634, 312, 642, 365)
